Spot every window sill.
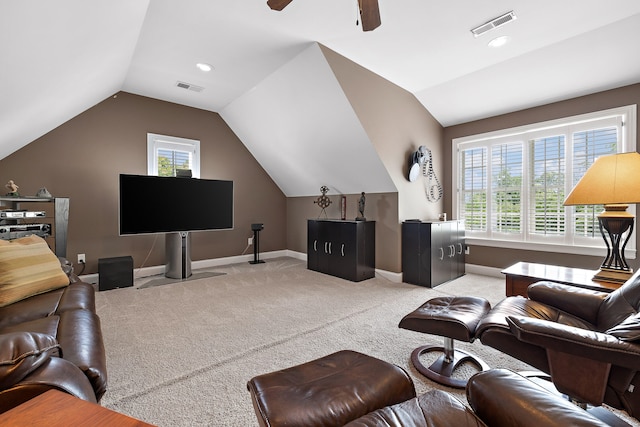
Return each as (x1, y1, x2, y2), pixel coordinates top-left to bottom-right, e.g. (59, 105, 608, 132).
(465, 237, 637, 260)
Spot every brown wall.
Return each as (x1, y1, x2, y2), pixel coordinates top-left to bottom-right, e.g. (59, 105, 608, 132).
(319, 45, 445, 273)
(0, 92, 287, 274)
(443, 83, 640, 271)
(5, 77, 637, 277)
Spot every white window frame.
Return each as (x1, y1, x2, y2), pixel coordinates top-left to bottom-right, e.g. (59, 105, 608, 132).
(147, 133, 201, 178)
(453, 105, 637, 258)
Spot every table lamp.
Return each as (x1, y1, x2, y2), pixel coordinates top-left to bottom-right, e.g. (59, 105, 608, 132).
(564, 152, 640, 283)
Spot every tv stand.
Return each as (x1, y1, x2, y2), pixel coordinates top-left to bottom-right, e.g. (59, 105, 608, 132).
(165, 232, 192, 279)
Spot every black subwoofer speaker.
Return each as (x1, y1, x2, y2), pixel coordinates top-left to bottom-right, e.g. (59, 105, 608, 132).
(98, 256, 134, 291)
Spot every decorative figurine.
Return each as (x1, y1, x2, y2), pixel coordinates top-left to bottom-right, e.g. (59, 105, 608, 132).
(356, 192, 366, 221)
(35, 187, 52, 198)
(5, 180, 19, 196)
(314, 185, 332, 219)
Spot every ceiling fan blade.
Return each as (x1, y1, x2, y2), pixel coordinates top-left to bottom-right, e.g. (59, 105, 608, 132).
(267, 0, 293, 11)
(358, 0, 381, 31)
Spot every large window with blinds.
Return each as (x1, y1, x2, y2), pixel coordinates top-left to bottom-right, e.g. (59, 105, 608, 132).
(454, 105, 637, 255)
(147, 133, 200, 178)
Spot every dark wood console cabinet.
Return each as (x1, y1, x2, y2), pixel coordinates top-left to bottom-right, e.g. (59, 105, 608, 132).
(402, 220, 465, 287)
(307, 220, 375, 282)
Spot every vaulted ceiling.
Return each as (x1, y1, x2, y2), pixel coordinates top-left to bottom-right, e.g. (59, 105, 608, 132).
(2, 1, 640, 196)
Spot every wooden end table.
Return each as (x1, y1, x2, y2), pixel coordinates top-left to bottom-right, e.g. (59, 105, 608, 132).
(0, 390, 155, 426)
(502, 262, 622, 297)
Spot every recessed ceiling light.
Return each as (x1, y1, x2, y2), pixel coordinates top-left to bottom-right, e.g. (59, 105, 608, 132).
(196, 63, 213, 72)
(488, 36, 510, 48)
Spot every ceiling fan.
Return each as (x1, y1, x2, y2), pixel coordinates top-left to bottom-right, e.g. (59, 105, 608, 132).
(267, 0, 381, 32)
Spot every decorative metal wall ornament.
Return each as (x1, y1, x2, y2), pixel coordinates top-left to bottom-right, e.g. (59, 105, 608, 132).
(314, 185, 332, 218)
(420, 146, 443, 202)
(407, 146, 443, 202)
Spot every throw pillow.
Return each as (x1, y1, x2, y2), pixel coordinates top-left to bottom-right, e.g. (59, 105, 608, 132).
(607, 312, 640, 341)
(0, 235, 69, 307)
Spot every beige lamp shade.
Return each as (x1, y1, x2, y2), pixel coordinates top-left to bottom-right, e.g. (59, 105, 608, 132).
(564, 152, 640, 206)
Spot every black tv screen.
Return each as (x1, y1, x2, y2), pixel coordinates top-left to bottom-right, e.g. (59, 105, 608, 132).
(119, 174, 233, 235)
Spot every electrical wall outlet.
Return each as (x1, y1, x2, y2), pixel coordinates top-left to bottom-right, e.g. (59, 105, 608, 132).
(248, 237, 253, 246)
(464, 246, 470, 255)
(77, 253, 86, 264)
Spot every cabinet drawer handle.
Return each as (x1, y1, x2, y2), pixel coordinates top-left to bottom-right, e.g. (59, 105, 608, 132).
(324, 242, 328, 253)
(341, 244, 345, 257)
(328, 242, 332, 254)
(439, 248, 444, 260)
(457, 243, 463, 254)
(449, 245, 455, 257)
(314, 240, 317, 252)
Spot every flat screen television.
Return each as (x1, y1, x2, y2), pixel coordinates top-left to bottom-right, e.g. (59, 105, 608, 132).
(119, 174, 233, 235)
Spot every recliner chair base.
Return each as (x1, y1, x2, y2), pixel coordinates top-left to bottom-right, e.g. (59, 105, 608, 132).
(410, 337, 490, 388)
(399, 296, 492, 388)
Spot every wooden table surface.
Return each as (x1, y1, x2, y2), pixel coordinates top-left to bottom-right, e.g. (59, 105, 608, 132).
(0, 390, 155, 426)
(502, 261, 622, 297)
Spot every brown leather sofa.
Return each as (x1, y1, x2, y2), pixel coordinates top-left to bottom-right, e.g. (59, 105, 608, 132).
(0, 259, 107, 412)
(476, 270, 640, 421)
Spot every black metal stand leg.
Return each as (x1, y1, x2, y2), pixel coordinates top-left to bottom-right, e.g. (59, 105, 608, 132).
(249, 229, 265, 264)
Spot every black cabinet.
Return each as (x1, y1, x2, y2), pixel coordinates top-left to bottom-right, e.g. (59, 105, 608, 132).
(307, 220, 375, 282)
(402, 220, 465, 287)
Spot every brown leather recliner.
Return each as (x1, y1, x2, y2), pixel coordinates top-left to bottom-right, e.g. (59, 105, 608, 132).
(476, 269, 640, 420)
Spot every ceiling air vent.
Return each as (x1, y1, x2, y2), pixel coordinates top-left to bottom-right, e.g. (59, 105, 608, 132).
(176, 81, 204, 92)
(471, 11, 517, 37)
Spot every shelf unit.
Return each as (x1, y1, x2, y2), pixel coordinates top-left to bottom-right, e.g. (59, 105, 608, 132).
(0, 196, 69, 257)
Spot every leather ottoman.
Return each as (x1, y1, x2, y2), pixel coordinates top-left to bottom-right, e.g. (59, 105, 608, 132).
(246, 350, 416, 427)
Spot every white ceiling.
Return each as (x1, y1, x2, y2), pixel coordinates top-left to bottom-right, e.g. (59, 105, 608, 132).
(2, 1, 640, 196)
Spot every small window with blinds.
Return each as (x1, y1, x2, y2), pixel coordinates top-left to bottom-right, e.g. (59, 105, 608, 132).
(453, 105, 636, 254)
(147, 133, 201, 178)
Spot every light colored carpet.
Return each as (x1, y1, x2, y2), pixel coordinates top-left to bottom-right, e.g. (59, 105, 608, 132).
(95, 257, 637, 426)
(138, 271, 226, 289)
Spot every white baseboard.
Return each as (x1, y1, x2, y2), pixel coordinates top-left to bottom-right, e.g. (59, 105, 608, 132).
(376, 264, 503, 283)
(81, 253, 503, 286)
(81, 250, 299, 284)
(285, 250, 306, 261)
(376, 269, 402, 283)
(464, 264, 503, 278)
